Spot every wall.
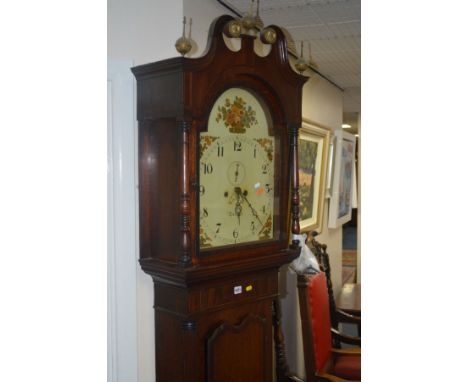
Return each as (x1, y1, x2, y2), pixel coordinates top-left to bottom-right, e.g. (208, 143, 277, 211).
(302, 72, 344, 297)
(183, 0, 230, 57)
(280, 69, 343, 379)
(108, 59, 139, 382)
(108, 0, 183, 65)
(108, 1, 183, 382)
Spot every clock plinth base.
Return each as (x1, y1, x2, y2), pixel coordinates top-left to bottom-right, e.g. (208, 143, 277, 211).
(144, 250, 298, 382)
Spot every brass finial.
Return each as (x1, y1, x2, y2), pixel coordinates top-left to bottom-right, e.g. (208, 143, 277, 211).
(255, 0, 264, 29)
(224, 19, 242, 38)
(260, 27, 277, 44)
(295, 41, 308, 74)
(241, 0, 256, 32)
(175, 16, 192, 56)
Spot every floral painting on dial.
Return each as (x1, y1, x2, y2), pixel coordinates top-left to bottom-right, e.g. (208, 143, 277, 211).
(216, 96, 258, 134)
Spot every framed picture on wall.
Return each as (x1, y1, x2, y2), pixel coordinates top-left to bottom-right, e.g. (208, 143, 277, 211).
(328, 130, 356, 229)
(298, 119, 330, 233)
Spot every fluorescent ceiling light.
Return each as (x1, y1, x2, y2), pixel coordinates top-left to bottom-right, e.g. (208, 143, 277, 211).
(342, 124, 351, 129)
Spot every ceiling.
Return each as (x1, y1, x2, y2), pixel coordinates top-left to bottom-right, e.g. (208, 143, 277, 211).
(221, 0, 361, 128)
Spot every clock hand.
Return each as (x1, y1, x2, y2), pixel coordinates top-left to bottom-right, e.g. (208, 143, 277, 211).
(239, 189, 264, 227)
(234, 163, 239, 183)
(234, 187, 242, 225)
(235, 202, 242, 225)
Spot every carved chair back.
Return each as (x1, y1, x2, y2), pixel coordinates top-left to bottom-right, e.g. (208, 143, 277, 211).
(306, 231, 339, 330)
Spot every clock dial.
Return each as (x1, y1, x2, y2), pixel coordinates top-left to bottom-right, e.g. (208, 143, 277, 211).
(199, 88, 276, 249)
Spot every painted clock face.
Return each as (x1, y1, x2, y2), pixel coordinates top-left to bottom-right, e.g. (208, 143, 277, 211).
(199, 87, 276, 249)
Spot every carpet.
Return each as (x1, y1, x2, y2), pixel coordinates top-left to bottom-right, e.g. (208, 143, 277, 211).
(342, 250, 357, 267)
(342, 266, 356, 284)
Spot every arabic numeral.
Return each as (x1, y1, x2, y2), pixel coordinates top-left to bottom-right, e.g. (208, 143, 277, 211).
(202, 162, 213, 174)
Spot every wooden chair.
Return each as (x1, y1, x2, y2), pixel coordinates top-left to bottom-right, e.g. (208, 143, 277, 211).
(306, 231, 360, 341)
(297, 272, 361, 382)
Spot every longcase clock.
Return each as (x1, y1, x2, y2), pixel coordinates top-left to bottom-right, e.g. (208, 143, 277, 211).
(131, 15, 307, 382)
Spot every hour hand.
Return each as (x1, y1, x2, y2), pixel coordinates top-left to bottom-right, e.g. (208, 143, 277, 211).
(234, 187, 242, 225)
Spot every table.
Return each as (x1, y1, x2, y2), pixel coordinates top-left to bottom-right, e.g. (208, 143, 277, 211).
(336, 283, 361, 316)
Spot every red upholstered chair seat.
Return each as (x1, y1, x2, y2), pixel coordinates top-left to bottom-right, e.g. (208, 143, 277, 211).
(333, 353, 361, 380)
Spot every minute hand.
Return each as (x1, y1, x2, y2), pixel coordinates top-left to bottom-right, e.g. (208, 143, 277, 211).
(240, 193, 264, 227)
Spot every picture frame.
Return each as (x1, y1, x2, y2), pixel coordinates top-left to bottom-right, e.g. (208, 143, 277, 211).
(328, 130, 356, 229)
(298, 119, 330, 233)
(325, 135, 335, 199)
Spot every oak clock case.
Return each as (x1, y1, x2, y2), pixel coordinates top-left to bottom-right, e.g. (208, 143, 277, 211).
(131, 15, 307, 382)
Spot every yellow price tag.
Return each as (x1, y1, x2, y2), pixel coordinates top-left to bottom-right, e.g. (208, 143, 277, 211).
(246, 285, 253, 292)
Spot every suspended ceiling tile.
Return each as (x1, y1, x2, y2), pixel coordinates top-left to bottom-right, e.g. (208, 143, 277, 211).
(331, 21, 360, 37)
(343, 87, 361, 113)
(228, 0, 308, 14)
(225, 0, 361, 110)
(263, 8, 323, 27)
(307, 38, 360, 55)
(311, 0, 360, 23)
(261, 0, 308, 8)
(317, 60, 359, 75)
(328, 73, 360, 86)
(288, 24, 335, 40)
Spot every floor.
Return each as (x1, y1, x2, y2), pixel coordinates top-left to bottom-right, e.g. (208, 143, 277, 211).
(340, 224, 359, 340)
